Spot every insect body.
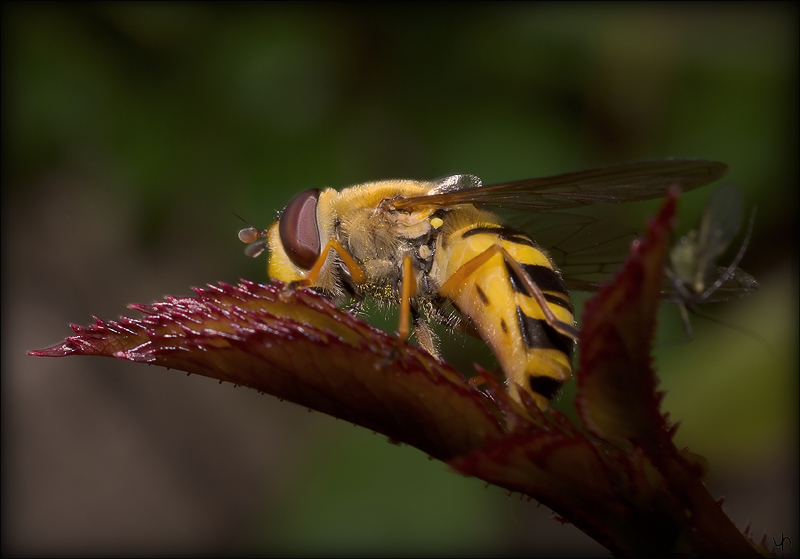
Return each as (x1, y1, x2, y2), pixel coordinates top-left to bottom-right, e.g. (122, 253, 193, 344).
(240, 159, 729, 409)
(666, 183, 759, 338)
(434, 208, 576, 407)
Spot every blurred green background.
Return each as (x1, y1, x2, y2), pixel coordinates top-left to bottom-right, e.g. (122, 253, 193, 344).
(3, 3, 797, 556)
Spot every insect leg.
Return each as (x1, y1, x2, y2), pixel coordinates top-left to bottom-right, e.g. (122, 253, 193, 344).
(686, 305, 771, 349)
(411, 307, 440, 360)
(663, 265, 697, 338)
(291, 238, 366, 288)
(678, 302, 694, 339)
(377, 254, 421, 368)
(398, 253, 417, 341)
(700, 207, 757, 301)
(501, 252, 580, 340)
(439, 244, 580, 340)
(343, 296, 365, 315)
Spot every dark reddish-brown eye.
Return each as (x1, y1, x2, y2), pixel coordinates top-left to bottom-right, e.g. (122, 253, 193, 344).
(279, 188, 321, 269)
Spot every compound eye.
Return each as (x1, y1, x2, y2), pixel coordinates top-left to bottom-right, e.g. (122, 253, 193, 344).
(279, 188, 321, 269)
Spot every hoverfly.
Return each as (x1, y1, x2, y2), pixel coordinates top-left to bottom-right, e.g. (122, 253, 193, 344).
(239, 159, 728, 410)
(665, 182, 759, 338)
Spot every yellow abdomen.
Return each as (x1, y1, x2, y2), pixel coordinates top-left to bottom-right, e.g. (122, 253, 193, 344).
(434, 214, 574, 410)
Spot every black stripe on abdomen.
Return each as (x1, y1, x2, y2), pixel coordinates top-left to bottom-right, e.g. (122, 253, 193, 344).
(505, 261, 570, 298)
(528, 376, 564, 401)
(461, 226, 536, 247)
(516, 306, 574, 357)
(543, 293, 574, 314)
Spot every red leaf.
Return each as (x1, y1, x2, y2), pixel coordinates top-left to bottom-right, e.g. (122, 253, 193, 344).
(575, 189, 676, 443)
(30, 280, 503, 460)
(29, 194, 764, 556)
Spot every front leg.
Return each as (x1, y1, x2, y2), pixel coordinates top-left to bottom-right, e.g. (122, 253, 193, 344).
(284, 238, 366, 296)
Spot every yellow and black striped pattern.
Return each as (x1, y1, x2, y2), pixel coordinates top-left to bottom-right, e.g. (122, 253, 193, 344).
(434, 207, 574, 410)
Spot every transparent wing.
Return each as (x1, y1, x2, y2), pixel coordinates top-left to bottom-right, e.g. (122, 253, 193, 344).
(676, 266, 759, 303)
(511, 212, 642, 291)
(507, 202, 757, 299)
(394, 159, 729, 211)
(696, 182, 744, 265)
(394, 159, 730, 295)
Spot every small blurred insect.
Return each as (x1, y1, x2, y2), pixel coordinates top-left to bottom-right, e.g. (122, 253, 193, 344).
(239, 159, 728, 410)
(665, 182, 759, 339)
